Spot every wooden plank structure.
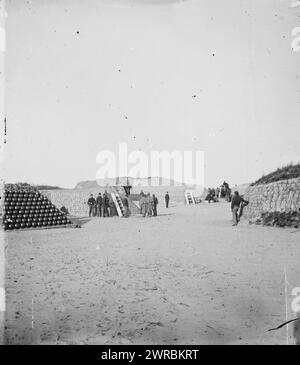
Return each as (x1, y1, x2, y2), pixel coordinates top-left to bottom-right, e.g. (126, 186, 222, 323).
(185, 191, 195, 205)
(111, 192, 125, 217)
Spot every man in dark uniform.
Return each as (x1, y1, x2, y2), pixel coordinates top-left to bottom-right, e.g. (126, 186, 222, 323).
(165, 192, 170, 208)
(231, 191, 249, 226)
(108, 195, 115, 217)
(152, 194, 158, 216)
(96, 193, 102, 217)
(208, 188, 215, 203)
(123, 196, 130, 217)
(102, 193, 109, 217)
(87, 194, 96, 217)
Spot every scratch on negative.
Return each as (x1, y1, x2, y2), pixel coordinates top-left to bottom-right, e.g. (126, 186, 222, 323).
(268, 317, 300, 332)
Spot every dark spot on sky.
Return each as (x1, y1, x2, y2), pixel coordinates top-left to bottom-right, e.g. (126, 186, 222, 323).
(125, 116, 128, 119)
(118, 69, 121, 72)
(212, 53, 215, 57)
(192, 95, 196, 98)
(76, 31, 80, 34)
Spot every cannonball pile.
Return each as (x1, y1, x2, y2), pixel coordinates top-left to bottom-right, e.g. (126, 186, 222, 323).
(3, 190, 72, 230)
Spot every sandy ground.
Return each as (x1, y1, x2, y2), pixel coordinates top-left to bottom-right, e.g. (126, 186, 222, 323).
(4, 201, 300, 345)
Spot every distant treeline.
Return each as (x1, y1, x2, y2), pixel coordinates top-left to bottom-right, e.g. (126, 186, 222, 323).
(251, 163, 300, 186)
(5, 182, 61, 191)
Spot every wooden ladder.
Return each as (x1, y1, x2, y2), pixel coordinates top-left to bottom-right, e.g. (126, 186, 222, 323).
(185, 191, 195, 205)
(111, 192, 125, 217)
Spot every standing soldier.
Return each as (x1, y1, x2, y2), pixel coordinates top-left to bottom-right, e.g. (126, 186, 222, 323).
(238, 197, 249, 222)
(220, 185, 225, 198)
(102, 193, 109, 217)
(87, 194, 96, 217)
(149, 194, 154, 216)
(123, 196, 130, 217)
(140, 192, 147, 217)
(231, 191, 248, 226)
(146, 193, 152, 216)
(108, 195, 115, 217)
(152, 194, 158, 216)
(96, 193, 102, 217)
(165, 192, 170, 208)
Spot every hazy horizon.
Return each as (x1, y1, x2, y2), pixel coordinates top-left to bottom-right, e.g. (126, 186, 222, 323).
(2, 0, 300, 188)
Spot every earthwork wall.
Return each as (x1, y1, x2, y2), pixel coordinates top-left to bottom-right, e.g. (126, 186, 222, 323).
(243, 177, 300, 220)
(41, 188, 103, 217)
(42, 185, 187, 217)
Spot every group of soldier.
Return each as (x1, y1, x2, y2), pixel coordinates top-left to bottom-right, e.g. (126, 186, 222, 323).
(87, 191, 170, 218)
(206, 187, 220, 203)
(139, 192, 158, 217)
(206, 182, 232, 203)
(139, 191, 170, 217)
(87, 192, 112, 217)
(86, 187, 247, 226)
(220, 181, 232, 201)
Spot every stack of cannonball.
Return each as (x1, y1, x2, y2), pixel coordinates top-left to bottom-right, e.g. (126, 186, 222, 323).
(3, 190, 72, 230)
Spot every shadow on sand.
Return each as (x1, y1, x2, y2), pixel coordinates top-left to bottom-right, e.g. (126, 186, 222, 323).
(156, 213, 175, 217)
(69, 216, 92, 227)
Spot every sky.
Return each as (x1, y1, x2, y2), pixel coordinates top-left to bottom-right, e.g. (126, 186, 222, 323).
(1, 0, 300, 188)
